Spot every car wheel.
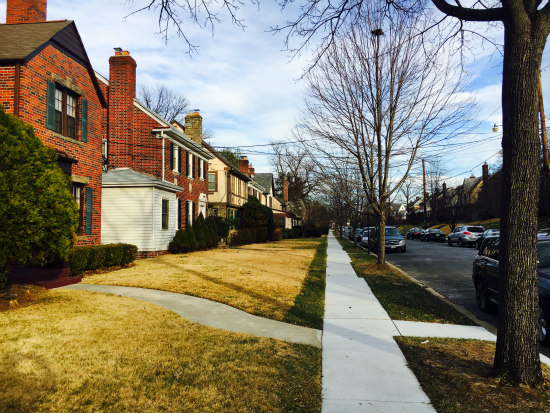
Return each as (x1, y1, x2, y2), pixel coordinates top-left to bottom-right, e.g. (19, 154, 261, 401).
(448, 237, 452, 246)
(539, 306, 549, 345)
(475, 279, 494, 313)
(458, 238, 463, 247)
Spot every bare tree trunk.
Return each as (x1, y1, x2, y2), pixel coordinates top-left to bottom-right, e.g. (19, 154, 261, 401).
(377, 214, 386, 264)
(494, 25, 544, 386)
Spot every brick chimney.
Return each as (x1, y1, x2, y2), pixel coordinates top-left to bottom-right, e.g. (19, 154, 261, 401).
(184, 110, 202, 145)
(108, 48, 137, 168)
(249, 164, 255, 178)
(6, 0, 46, 24)
(482, 162, 489, 184)
(239, 156, 249, 175)
(283, 176, 289, 203)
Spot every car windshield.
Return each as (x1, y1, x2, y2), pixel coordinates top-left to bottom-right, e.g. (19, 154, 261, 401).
(467, 226, 484, 233)
(385, 228, 400, 236)
(537, 241, 550, 268)
(429, 229, 442, 233)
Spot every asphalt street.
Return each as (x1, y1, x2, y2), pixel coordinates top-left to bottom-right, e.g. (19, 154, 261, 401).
(384, 238, 550, 357)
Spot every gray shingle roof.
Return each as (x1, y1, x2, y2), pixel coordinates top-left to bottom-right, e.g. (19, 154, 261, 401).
(102, 168, 183, 192)
(254, 173, 274, 194)
(0, 21, 72, 61)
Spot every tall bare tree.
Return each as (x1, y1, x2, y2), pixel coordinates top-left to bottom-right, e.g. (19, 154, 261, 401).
(297, 4, 470, 263)
(138, 84, 190, 122)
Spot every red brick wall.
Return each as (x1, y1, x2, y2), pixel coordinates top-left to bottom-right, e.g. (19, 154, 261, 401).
(0, 66, 16, 112)
(5, 44, 104, 245)
(6, 0, 47, 24)
(106, 53, 209, 230)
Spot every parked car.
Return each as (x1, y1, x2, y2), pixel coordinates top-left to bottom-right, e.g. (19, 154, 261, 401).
(343, 226, 353, 239)
(538, 228, 550, 241)
(421, 228, 446, 242)
(360, 227, 375, 247)
(447, 225, 484, 247)
(476, 229, 500, 249)
(406, 228, 423, 240)
(472, 236, 550, 344)
(355, 228, 363, 242)
(368, 226, 406, 253)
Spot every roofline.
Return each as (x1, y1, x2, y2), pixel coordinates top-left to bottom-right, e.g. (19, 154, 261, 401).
(95, 71, 109, 85)
(203, 141, 251, 180)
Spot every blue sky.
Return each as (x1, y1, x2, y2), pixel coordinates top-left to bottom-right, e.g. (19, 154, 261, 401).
(0, 0, 548, 188)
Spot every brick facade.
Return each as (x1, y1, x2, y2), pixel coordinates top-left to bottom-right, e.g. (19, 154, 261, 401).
(6, 0, 46, 24)
(105, 51, 210, 231)
(0, 25, 105, 246)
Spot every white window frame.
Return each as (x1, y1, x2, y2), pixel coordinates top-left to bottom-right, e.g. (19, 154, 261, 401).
(173, 144, 180, 173)
(187, 153, 193, 178)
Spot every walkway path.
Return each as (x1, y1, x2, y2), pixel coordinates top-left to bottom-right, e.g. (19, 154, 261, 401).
(63, 284, 322, 348)
(323, 232, 437, 413)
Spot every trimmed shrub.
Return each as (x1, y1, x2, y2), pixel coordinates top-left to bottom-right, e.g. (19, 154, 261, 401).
(304, 224, 322, 238)
(186, 226, 199, 252)
(193, 214, 207, 249)
(243, 228, 255, 244)
(205, 217, 219, 248)
(69, 243, 137, 276)
(213, 216, 230, 239)
(272, 228, 283, 241)
(256, 227, 268, 243)
(169, 229, 186, 253)
(228, 230, 243, 246)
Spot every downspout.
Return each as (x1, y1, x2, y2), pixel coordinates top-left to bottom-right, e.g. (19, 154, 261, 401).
(14, 63, 21, 117)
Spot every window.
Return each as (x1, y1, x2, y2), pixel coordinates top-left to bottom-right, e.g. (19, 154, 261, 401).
(187, 153, 194, 178)
(208, 172, 217, 192)
(72, 184, 84, 234)
(47, 80, 88, 141)
(172, 143, 181, 173)
(199, 159, 204, 180)
(187, 200, 194, 227)
(161, 199, 169, 230)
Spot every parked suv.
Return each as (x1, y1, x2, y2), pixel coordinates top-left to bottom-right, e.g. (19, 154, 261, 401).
(472, 236, 550, 344)
(447, 225, 484, 247)
(368, 226, 406, 253)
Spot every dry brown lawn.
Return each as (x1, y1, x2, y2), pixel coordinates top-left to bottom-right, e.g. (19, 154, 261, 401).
(83, 239, 321, 321)
(0, 289, 321, 413)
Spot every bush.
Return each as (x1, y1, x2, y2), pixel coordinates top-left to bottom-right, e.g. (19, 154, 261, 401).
(205, 217, 219, 247)
(256, 227, 268, 243)
(169, 227, 199, 253)
(303, 224, 322, 238)
(228, 230, 243, 246)
(272, 228, 283, 241)
(69, 243, 137, 276)
(243, 228, 256, 244)
(213, 216, 230, 239)
(0, 106, 78, 288)
(193, 214, 207, 249)
(283, 228, 302, 239)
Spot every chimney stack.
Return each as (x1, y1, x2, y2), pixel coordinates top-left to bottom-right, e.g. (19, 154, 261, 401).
(184, 110, 202, 145)
(249, 164, 255, 178)
(7, 0, 47, 24)
(108, 48, 137, 168)
(283, 176, 289, 203)
(238, 156, 249, 175)
(482, 162, 489, 184)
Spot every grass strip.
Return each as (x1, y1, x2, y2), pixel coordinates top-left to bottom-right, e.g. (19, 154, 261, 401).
(1, 289, 321, 413)
(395, 337, 550, 413)
(336, 236, 475, 325)
(284, 236, 327, 329)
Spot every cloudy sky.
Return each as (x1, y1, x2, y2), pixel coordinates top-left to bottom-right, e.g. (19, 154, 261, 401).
(0, 0, 548, 186)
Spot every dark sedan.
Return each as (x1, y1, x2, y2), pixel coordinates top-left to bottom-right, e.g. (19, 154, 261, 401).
(472, 236, 550, 344)
(476, 228, 500, 249)
(421, 228, 446, 242)
(406, 227, 423, 240)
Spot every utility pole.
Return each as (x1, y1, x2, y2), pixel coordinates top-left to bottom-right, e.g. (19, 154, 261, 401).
(422, 159, 427, 227)
(538, 74, 550, 220)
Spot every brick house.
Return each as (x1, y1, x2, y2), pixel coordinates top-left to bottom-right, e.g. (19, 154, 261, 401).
(99, 49, 213, 255)
(0, 0, 107, 246)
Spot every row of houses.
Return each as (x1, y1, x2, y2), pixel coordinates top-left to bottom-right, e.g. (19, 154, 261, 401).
(0, 0, 296, 257)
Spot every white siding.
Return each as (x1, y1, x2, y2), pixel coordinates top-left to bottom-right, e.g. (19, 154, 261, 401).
(101, 186, 178, 252)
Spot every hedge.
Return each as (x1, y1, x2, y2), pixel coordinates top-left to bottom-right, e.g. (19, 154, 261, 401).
(70, 243, 138, 276)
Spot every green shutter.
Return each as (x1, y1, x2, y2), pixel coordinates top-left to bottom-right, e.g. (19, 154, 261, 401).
(81, 99, 88, 142)
(85, 187, 93, 235)
(46, 80, 55, 130)
(185, 152, 189, 176)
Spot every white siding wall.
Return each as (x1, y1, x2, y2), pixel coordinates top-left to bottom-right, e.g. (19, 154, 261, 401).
(102, 186, 178, 252)
(152, 187, 179, 251)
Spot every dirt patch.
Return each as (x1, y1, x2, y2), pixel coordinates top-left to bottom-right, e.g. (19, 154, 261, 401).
(83, 239, 322, 321)
(0, 285, 49, 312)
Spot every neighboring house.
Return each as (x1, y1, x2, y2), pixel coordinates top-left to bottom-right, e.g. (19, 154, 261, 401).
(98, 49, 213, 255)
(203, 147, 252, 219)
(101, 169, 183, 256)
(250, 171, 292, 228)
(0, 0, 107, 246)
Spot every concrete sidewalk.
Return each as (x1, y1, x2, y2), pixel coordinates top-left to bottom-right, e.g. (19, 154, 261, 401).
(322, 232, 437, 413)
(62, 284, 321, 348)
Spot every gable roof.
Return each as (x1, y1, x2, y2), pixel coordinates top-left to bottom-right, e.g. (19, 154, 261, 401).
(0, 21, 106, 108)
(202, 141, 251, 181)
(254, 173, 274, 194)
